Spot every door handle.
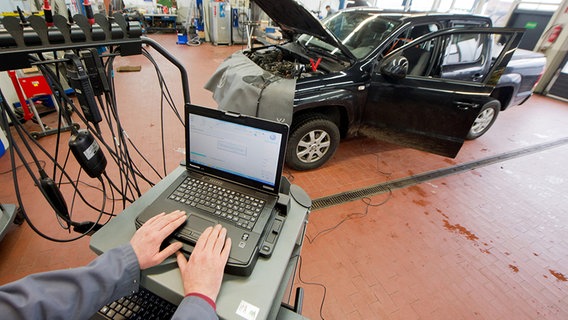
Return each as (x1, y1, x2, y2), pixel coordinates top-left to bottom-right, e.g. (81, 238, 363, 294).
(454, 101, 480, 110)
(471, 73, 483, 81)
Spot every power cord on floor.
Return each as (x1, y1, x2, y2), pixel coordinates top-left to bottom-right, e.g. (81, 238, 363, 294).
(372, 153, 392, 177)
(305, 192, 392, 244)
(295, 254, 327, 320)
(295, 191, 392, 319)
(0, 160, 46, 175)
(283, 168, 295, 183)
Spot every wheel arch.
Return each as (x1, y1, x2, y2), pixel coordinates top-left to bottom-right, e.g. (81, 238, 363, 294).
(465, 99, 501, 140)
(490, 85, 514, 111)
(292, 105, 350, 138)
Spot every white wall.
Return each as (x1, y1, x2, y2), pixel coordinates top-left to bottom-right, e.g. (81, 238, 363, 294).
(0, 1, 32, 13)
(299, 0, 341, 17)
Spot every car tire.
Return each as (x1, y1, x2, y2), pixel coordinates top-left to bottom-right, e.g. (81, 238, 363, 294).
(466, 100, 500, 140)
(286, 115, 340, 171)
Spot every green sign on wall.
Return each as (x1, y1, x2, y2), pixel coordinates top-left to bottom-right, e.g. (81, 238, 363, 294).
(525, 22, 538, 29)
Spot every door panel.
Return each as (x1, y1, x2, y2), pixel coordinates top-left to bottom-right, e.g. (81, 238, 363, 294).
(362, 27, 524, 157)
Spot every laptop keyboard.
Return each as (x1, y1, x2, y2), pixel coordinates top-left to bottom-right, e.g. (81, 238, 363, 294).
(169, 177, 265, 231)
(91, 287, 176, 320)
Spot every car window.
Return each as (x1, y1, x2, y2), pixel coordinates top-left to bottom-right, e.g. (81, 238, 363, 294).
(382, 23, 439, 56)
(398, 35, 440, 77)
(313, 12, 399, 59)
(432, 31, 511, 83)
(442, 33, 486, 65)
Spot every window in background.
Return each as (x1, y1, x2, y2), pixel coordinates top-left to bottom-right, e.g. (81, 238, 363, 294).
(448, 0, 476, 13)
(517, 0, 561, 12)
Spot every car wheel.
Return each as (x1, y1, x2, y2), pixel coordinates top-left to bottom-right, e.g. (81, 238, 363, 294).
(286, 116, 340, 171)
(466, 100, 500, 140)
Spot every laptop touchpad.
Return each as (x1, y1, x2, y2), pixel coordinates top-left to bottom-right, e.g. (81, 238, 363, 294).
(187, 214, 217, 233)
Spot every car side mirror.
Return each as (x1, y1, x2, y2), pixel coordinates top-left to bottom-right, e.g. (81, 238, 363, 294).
(380, 55, 409, 80)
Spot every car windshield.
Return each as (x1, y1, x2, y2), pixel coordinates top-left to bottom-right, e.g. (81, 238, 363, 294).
(297, 12, 400, 60)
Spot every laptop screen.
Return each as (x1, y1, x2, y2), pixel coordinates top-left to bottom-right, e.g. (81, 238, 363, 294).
(186, 104, 289, 194)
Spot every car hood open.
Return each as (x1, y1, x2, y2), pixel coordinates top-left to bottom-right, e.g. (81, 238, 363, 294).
(253, 0, 355, 60)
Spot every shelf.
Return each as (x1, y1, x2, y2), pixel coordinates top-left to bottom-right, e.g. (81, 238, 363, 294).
(144, 14, 177, 33)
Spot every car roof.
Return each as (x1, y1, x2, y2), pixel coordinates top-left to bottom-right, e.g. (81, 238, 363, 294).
(339, 8, 492, 26)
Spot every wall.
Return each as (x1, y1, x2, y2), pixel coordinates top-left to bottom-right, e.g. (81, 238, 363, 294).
(534, 0, 568, 93)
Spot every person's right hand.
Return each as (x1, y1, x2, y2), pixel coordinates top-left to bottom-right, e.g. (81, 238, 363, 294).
(130, 210, 187, 270)
(176, 224, 231, 302)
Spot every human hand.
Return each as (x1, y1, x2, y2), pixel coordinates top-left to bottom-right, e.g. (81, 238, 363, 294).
(176, 224, 232, 302)
(130, 210, 187, 270)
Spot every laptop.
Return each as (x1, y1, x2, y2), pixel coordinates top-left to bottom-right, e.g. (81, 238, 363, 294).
(135, 104, 289, 276)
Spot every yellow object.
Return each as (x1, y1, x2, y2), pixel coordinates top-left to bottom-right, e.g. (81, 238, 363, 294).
(1, 12, 44, 17)
(116, 66, 142, 72)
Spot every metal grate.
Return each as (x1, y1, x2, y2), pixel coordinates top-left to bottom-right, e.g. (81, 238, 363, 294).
(311, 137, 568, 210)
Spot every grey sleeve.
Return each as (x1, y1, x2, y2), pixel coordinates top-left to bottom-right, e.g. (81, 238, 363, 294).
(172, 296, 218, 320)
(0, 244, 140, 320)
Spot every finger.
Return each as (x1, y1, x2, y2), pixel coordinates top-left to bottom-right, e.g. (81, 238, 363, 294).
(156, 241, 184, 262)
(156, 213, 187, 237)
(144, 211, 181, 231)
(194, 226, 213, 252)
(212, 227, 228, 253)
(204, 224, 223, 251)
(154, 211, 185, 230)
(221, 237, 232, 262)
(146, 211, 185, 238)
(143, 212, 166, 226)
(176, 251, 188, 269)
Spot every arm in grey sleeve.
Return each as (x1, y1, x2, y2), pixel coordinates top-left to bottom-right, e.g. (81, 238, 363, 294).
(0, 244, 140, 320)
(172, 296, 218, 320)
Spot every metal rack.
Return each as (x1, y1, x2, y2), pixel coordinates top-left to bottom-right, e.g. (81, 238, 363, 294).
(0, 11, 191, 116)
(0, 11, 192, 238)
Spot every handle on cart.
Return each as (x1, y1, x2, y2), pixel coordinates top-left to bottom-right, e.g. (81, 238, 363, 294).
(7, 70, 33, 121)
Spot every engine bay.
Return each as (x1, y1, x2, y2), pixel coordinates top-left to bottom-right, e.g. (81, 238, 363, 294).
(244, 47, 327, 79)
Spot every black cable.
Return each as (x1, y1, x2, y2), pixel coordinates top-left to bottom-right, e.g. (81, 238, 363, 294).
(38, 56, 149, 199)
(65, 76, 155, 203)
(1, 44, 186, 241)
(4, 98, 110, 214)
(55, 145, 72, 189)
(141, 49, 183, 124)
(141, 48, 184, 177)
(124, 132, 163, 180)
(1, 95, 99, 242)
(361, 139, 393, 177)
(62, 166, 85, 230)
(97, 84, 134, 206)
(102, 171, 135, 203)
(305, 193, 392, 244)
(51, 93, 66, 179)
(103, 53, 155, 199)
(283, 168, 295, 183)
(2, 75, 116, 232)
(100, 62, 141, 200)
(296, 255, 327, 320)
(54, 180, 118, 216)
(294, 192, 393, 319)
(0, 160, 46, 175)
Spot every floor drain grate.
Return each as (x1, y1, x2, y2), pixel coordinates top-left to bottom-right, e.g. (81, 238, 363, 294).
(311, 137, 568, 210)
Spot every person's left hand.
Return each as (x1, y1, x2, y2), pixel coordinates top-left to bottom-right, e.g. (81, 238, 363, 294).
(130, 210, 187, 270)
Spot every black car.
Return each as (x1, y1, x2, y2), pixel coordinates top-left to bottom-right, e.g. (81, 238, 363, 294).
(206, 0, 543, 170)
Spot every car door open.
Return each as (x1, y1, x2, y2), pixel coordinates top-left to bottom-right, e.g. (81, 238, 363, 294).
(361, 27, 524, 158)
